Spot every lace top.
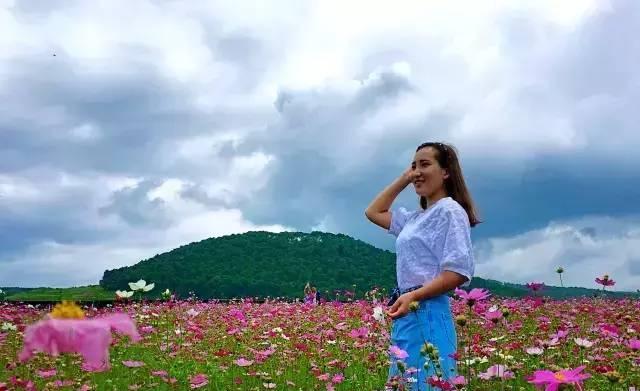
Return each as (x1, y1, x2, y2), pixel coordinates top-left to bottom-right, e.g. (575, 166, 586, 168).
(388, 196, 474, 290)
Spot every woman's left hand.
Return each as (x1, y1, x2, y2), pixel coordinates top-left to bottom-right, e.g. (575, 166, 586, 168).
(386, 292, 415, 319)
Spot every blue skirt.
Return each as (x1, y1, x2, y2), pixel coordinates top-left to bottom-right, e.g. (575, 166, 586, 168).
(387, 294, 458, 390)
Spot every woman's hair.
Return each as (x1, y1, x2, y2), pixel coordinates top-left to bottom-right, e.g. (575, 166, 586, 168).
(416, 142, 481, 227)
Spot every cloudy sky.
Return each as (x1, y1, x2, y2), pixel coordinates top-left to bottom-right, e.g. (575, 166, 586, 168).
(1, 0, 639, 291)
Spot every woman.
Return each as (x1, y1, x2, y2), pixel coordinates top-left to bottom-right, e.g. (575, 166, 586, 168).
(365, 141, 480, 389)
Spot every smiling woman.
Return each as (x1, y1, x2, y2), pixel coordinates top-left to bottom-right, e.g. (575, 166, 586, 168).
(365, 141, 480, 389)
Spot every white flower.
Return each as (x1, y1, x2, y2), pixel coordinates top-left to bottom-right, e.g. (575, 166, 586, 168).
(1, 322, 17, 331)
(186, 308, 199, 317)
(128, 280, 154, 292)
(373, 305, 386, 324)
(525, 347, 544, 355)
(574, 338, 594, 348)
(497, 352, 515, 361)
(116, 290, 134, 298)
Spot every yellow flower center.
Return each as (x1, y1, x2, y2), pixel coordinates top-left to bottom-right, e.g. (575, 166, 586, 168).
(554, 372, 567, 382)
(50, 300, 85, 319)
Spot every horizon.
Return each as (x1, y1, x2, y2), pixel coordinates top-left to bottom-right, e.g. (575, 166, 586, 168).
(1, 1, 639, 291)
(0, 229, 634, 294)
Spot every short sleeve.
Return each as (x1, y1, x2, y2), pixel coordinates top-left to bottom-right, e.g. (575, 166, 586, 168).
(440, 209, 475, 286)
(388, 207, 418, 237)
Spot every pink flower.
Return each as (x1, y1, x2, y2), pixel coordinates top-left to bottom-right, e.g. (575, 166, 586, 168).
(484, 308, 503, 323)
(478, 364, 514, 380)
(122, 360, 144, 368)
(317, 373, 330, 381)
(234, 358, 253, 367)
(19, 313, 141, 372)
(389, 345, 409, 360)
(348, 326, 369, 339)
(140, 325, 154, 334)
(36, 369, 57, 378)
(331, 373, 344, 384)
(189, 374, 208, 389)
(574, 338, 594, 348)
(454, 288, 491, 305)
(550, 330, 569, 340)
(451, 375, 467, 386)
(528, 366, 591, 390)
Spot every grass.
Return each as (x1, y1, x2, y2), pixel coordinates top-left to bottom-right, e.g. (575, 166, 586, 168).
(5, 285, 115, 302)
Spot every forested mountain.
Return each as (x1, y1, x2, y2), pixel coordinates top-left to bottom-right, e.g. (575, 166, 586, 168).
(99, 231, 634, 300)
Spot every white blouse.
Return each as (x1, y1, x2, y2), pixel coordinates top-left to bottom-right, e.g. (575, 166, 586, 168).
(388, 196, 475, 290)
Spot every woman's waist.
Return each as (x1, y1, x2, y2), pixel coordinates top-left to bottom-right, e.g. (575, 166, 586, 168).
(395, 285, 452, 310)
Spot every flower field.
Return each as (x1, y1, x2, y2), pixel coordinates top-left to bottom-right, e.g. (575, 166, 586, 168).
(1, 292, 639, 390)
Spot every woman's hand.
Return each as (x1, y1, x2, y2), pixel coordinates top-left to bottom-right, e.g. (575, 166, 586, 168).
(386, 292, 416, 319)
(400, 166, 419, 186)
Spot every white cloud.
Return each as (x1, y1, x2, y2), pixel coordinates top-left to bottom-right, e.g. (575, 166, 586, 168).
(476, 215, 640, 291)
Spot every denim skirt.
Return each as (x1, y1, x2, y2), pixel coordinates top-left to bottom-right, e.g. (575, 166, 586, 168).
(387, 294, 458, 390)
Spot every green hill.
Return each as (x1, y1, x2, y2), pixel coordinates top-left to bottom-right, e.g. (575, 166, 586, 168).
(97, 231, 634, 300)
(3, 285, 114, 302)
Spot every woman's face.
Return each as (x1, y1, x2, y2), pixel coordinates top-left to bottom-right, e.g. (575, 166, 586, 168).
(411, 147, 448, 197)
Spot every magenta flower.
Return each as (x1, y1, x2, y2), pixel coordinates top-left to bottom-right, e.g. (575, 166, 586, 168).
(19, 313, 141, 372)
(628, 339, 640, 350)
(526, 282, 545, 292)
(528, 365, 591, 391)
(600, 323, 619, 338)
(595, 275, 615, 287)
(454, 288, 491, 306)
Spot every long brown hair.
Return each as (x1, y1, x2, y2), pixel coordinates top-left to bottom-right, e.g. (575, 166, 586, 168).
(416, 142, 481, 227)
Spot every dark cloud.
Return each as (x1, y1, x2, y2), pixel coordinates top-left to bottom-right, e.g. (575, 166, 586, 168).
(349, 70, 414, 112)
(0, 173, 117, 259)
(98, 179, 170, 227)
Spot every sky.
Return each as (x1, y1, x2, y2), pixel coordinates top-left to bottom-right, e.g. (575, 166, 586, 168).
(1, 0, 639, 291)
